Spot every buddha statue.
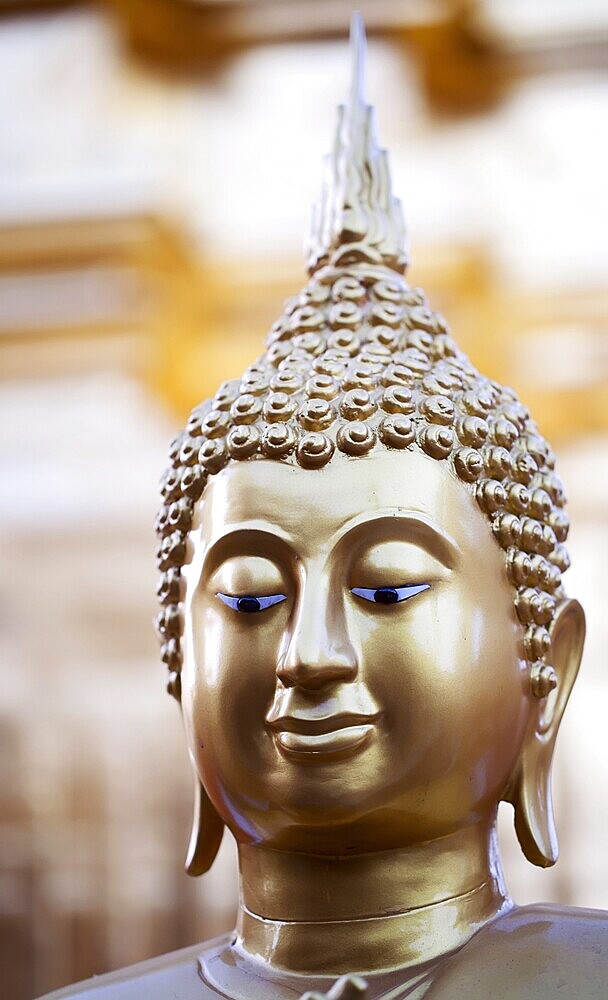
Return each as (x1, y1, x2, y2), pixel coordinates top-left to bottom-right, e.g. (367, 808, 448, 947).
(45, 15, 607, 1000)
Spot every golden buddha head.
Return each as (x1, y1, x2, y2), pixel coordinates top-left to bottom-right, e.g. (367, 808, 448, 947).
(155, 19, 584, 881)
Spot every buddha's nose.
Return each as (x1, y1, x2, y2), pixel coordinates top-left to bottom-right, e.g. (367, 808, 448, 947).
(276, 585, 357, 690)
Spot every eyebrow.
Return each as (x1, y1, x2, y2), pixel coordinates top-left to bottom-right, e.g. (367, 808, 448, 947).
(335, 512, 461, 570)
(199, 526, 294, 584)
(199, 511, 460, 581)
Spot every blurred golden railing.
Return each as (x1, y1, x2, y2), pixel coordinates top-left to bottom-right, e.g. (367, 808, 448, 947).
(0, 214, 606, 441)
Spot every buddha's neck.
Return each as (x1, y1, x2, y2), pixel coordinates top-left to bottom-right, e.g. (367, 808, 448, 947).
(235, 820, 509, 976)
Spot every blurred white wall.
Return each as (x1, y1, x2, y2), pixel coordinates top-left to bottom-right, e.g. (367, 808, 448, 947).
(0, 5, 607, 996)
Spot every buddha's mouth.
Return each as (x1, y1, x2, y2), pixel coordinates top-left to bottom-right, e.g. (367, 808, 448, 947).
(267, 712, 379, 761)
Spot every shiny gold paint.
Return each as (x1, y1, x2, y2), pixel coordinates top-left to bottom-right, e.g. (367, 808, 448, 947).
(184, 451, 526, 854)
(179, 448, 583, 986)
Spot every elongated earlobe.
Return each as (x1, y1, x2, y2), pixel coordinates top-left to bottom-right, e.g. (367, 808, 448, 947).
(509, 598, 585, 867)
(185, 778, 224, 876)
(511, 735, 558, 867)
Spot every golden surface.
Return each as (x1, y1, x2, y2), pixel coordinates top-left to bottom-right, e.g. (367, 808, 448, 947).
(186, 451, 520, 970)
(40, 15, 607, 1000)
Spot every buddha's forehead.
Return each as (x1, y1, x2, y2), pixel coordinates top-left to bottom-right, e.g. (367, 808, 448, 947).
(195, 449, 494, 561)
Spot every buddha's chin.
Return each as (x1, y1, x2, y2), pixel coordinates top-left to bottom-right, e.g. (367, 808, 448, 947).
(263, 759, 398, 830)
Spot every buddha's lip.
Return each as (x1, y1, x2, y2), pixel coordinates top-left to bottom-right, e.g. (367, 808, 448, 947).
(267, 712, 380, 736)
(275, 724, 374, 759)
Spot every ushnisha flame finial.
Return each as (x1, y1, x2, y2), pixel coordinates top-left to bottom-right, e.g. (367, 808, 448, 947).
(306, 12, 408, 276)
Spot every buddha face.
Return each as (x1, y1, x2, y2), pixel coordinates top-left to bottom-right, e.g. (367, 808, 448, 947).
(180, 448, 531, 854)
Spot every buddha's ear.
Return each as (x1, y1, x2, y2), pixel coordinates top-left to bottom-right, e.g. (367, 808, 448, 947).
(185, 777, 225, 876)
(509, 598, 585, 868)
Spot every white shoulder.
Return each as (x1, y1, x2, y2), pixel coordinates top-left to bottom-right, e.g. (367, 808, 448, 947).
(37, 934, 232, 1000)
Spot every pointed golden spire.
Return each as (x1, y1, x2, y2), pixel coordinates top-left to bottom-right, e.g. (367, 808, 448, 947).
(306, 12, 408, 275)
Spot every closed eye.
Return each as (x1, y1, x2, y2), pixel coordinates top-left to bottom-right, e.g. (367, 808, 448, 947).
(352, 584, 430, 605)
(217, 593, 287, 613)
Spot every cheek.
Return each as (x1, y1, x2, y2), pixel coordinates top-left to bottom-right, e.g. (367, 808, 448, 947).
(358, 586, 527, 799)
(184, 598, 285, 774)
(182, 606, 289, 837)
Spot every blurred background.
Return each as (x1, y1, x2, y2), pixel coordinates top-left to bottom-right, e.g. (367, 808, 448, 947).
(0, 1, 607, 997)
